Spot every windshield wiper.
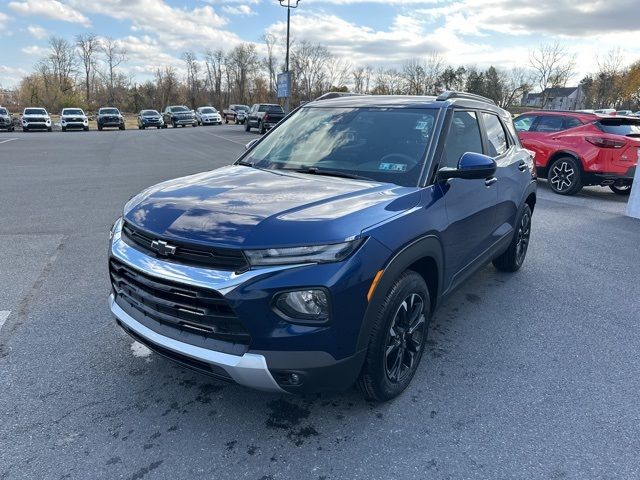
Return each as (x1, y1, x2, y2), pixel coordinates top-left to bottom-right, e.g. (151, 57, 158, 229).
(236, 160, 254, 167)
(282, 167, 374, 181)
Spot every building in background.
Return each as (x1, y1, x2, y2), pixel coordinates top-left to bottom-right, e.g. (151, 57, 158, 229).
(522, 86, 585, 111)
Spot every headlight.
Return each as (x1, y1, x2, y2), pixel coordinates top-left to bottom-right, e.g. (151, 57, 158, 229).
(274, 289, 329, 323)
(244, 239, 363, 266)
(109, 216, 123, 241)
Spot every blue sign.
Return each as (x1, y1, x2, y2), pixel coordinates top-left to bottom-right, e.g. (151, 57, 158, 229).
(277, 72, 291, 98)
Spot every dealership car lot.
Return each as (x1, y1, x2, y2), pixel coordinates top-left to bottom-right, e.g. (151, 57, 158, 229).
(1, 126, 639, 479)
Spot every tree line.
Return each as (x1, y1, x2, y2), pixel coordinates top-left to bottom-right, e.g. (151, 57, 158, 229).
(5, 35, 640, 113)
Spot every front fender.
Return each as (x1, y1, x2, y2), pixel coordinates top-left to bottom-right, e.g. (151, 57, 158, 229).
(355, 235, 444, 352)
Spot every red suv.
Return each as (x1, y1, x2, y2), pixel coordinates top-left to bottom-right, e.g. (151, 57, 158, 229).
(514, 111, 639, 195)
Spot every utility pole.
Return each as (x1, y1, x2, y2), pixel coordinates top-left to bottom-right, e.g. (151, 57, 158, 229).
(278, 0, 300, 113)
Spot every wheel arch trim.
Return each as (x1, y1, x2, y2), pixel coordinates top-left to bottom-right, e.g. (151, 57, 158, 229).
(355, 235, 444, 352)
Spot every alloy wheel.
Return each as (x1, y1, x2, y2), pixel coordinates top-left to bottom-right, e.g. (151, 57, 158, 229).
(550, 161, 575, 192)
(516, 210, 531, 265)
(384, 293, 426, 383)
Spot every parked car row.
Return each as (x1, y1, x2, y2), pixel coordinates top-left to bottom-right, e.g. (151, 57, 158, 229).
(0, 104, 229, 131)
(515, 110, 639, 195)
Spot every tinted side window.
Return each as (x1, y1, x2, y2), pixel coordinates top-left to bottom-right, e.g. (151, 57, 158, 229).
(514, 115, 535, 132)
(564, 117, 583, 129)
(534, 116, 564, 133)
(442, 111, 483, 169)
(481, 113, 508, 157)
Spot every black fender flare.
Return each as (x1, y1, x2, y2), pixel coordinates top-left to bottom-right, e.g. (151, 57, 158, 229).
(355, 235, 444, 352)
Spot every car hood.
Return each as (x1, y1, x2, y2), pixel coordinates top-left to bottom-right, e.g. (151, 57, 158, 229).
(124, 165, 420, 248)
(62, 115, 86, 119)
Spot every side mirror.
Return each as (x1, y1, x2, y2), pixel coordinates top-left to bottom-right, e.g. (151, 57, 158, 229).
(438, 152, 497, 181)
(245, 139, 259, 150)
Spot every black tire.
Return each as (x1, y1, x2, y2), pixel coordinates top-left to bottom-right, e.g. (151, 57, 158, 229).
(245, 122, 251, 132)
(9, 126, 14, 132)
(83, 126, 89, 131)
(259, 121, 266, 135)
(61, 126, 66, 132)
(47, 127, 52, 132)
(547, 157, 582, 195)
(119, 125, 125, 130)
(493, 204, 532, 272)
(225, 116, 229, 124)
(23, 127, 28, 132)
(193, 123, 197, 127)
(357, 271, 430, 402)
(97, 125, 102, 131)
(609, 184, 631, 195)
(162, 124, 167, 129)
(172, 120, 177, 128)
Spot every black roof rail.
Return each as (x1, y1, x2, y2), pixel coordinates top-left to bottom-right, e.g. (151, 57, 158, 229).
(436, 91, 496, 105)
(314, 91, 364, 101)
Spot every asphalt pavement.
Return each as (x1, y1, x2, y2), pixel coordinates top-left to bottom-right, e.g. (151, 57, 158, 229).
(1, 125, 639, 480)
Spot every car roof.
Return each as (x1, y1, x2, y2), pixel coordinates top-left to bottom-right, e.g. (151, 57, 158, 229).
(518, 110, 599, 122)
(304, 94, 509, 116)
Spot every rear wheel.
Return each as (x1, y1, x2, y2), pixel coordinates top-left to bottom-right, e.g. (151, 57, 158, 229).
(493, 204, 532, 272)
(245, 122, 251, 132)
(97, 125, 102, 131)
(609, 184, 631, 195)
(548, 157, 582, 195)
(259, 121, 266, 134)
(358, 271, 430, 401)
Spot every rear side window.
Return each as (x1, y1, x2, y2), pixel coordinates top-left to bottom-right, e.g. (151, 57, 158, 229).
(596, 120, 640, 136)
(514, 115, 535, 132)
(564, 117, 583, 129)
(534, 116, 564, 133)
(481, 113, 508, 157)
(442, 111, 484, 168)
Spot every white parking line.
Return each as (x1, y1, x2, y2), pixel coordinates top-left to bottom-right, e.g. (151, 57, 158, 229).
(0, 311, 10, 332)
(209, 132, 250, 146)
(0, 138, 18, 145)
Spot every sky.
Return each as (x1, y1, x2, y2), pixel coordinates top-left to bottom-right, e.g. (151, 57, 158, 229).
(1, 0, 640, 88)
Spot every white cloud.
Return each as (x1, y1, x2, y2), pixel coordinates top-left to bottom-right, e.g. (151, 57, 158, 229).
(68, 1, 239, 51)
(222, 5, 256, 15)
(27, 24, 47, 40)
(21, 44, 49, 56)
(8, 0, 91, 27)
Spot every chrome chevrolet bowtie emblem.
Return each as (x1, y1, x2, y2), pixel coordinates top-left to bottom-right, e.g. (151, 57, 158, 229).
(150, 240, 177, 256)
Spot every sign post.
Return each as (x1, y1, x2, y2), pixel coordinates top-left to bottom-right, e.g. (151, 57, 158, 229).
(277, 72, 291, 112)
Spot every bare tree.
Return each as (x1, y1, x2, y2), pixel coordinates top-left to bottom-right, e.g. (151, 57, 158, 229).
(100, 37, 127, 104)
(423, 51, 445, 94)
(226, 43, 259, 104)
(204, 49, 224, 107)
(529, 42, 576, 108)
(324, 56, 351, 91)
(48, 37, 77, 94)
(75, 33, 99, 107)
(403, 59, 426, 95)
(291, 41, 331, 100)
(499, 67, 533, 108)
(262, 33, 279, 101)
(182, 50, 201, 107)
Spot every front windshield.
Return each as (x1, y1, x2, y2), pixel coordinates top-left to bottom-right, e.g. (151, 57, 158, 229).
(62, 109, 83, 115)
(237, 105, 249, 111)
(172, 106, 189, 112)
(200, 108, 216, 114)
(100, 108, 119, 115)
(245, 107, 437, 187)
(25, 108, 46, 115)
(142, 110, 159, 116)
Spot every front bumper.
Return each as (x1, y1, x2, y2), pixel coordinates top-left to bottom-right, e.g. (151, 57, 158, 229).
(200, 117, 221, 124)
(173, 117, 196, 125)
(110, 294, 285, 392)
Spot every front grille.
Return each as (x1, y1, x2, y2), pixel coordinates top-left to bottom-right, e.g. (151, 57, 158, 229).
(110, 258, 251, 353)
(27, 117, 46, 123)
(121, 221, 249, 271)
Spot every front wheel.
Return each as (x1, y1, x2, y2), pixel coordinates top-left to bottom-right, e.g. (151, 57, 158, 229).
(358, 271, 430, 401)
(119, 125, 125, 130)
(548, 157, 582, 195)
(493, 204, 532, 272)
(47, 127, 52, 132)
(259, 121, 266, 134)
(609, 184, 631, 195)
(245, 122, 251, 132)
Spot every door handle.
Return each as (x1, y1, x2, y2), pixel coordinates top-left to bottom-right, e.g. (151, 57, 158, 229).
(485, 177, 497, 187)
(518, 161, 528, 172)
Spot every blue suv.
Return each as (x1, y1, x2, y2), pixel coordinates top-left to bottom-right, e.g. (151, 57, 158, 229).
(109, 92, 536, 401)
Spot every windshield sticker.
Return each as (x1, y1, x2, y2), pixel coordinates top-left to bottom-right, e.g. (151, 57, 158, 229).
(415, 121, 429, 130)
(379, 163, 407, 172)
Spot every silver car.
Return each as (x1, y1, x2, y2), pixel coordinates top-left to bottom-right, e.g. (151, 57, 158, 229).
(196, 107, 222, 126)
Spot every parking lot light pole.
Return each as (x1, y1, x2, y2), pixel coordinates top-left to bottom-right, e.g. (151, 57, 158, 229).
(278, 0, 300, 113)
